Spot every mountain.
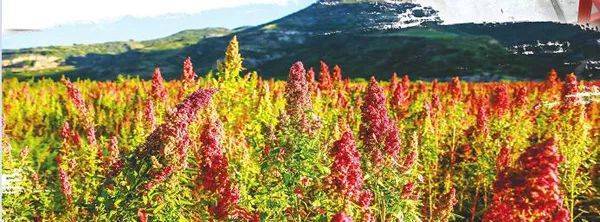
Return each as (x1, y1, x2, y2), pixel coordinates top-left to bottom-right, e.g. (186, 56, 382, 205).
(3, 0, 600, 80)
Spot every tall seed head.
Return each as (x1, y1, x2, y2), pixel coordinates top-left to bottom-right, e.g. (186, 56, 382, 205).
(491, 84, 510, 116)
(181, 57, 197, 82)
(318, 60, 333, 90)
(483, 138, 569, 222)
(284, 61, 313, 131)
(329, 132, 369, 205)
(332, 65, 342, 82)
(151, 67, 167, 101)
(390, 72, 399, 92)
(449, 76, 462, 102)
(476, 99, 488, 135)
(562, 73, 579, 109)
(136, 88, 216, 165)
(360, 77, 401, 164)
(222, 35, 243, 80)
(58, 168, 73, 204)
(61, 78, 88, 115)
(307, 67, 316, 84)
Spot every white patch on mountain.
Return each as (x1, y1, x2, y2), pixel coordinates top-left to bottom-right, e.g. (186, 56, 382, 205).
(375, 4, 441, 29)
(321, 0, 582, 24)
(510, 41, 571, 55)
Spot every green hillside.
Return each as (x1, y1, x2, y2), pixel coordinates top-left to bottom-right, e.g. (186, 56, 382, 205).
(2, 28, 230, 79)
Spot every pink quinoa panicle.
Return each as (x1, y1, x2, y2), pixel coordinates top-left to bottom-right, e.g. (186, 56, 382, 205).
(329, 131, 371, 207)
(495, 145, 511, 172)
(402, 150, 417, 171)
(199, 119, 229, 192)
(86, 127, 97, 146)
(357, 190, 373, 208)
(181, 56, 197, 82)
(58, 168, 73, 205)
(307, 67, 316, 84)
(432, 79, 439, 94)
(483, 139, 569, 222)
(210, 186, 240, 219)
(138, 209, 148, 222)
(285, 62, 311, 118)
(391, 81, 408, 109)
(431, 93, 441, 113)
(284, 61, 314, 132)
(319, 60, 333, 90)
(163, 88, 215, 137)
(337, 91, 348, 108)
(562, 73, 579, 109)
(491, 84, 510, 117)
(136, 88, 216, 166)
(384, 122, 401, 157)
(449, 76, 462, 102)
(61, 78, 88, 114)
(144, 99, 156, 130)
(107, 135, 120, 163)
(401, 182, 415, 199)
(402, 75, 410, 89)
(61, 78, 97, 146)
(333, 65, 343, 82)
(360, 77, 402, 164)
(199, 119, 241, 219)
(390, 72, 399, 92)
(476, 99, 488, 136)
(331, 211, 353, 222)
(59, 122, 72, 142)
(151, 67, 168, 101)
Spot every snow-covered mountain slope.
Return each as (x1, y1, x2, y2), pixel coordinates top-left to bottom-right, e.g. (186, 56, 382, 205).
(413, 0, 580, 24)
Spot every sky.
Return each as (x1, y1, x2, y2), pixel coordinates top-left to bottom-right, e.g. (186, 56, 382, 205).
(2, 0, 314, 49)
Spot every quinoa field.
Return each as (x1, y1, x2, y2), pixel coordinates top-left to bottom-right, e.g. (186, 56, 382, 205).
(2, 38, 599, 221)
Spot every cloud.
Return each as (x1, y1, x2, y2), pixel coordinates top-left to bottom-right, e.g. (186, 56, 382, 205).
(2, 0, 300, 30)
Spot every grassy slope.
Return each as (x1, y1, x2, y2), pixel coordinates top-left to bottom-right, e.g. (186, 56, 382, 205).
(2, 28, 231, 79)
